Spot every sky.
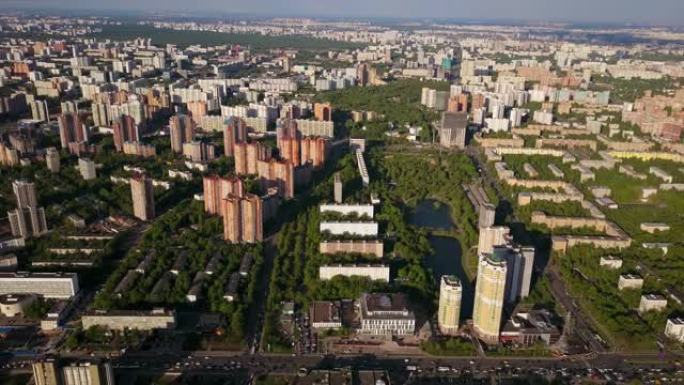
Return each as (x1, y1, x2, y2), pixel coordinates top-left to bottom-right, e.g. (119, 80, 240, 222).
(3, 0, 684, 26)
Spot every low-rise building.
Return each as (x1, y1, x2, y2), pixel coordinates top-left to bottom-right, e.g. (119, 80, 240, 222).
(639, 294, 668, 314)
(0, 293, 36, 317)
(358, 293, 415, 336)
(81, 309, 175, 331)
(618, 274, 644, 291)
(599, 256, 623, 269)
(0, 272, 79, 299)
(309, 301, 342, 330)
(640, 223, 671, 233)
(499, 309, 561, 346)
(319, 265, 390, 282)
(320, 221, 378, 237)
(665, 317, 684, 343)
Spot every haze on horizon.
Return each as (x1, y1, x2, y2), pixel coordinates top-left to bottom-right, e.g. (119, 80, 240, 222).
(2, 0, 684, 27)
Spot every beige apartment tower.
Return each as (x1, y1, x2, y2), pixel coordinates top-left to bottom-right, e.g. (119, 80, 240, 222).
(130, 174, 155, 221)
(472, 254, 507, 344)
(438, 275, 462, 336)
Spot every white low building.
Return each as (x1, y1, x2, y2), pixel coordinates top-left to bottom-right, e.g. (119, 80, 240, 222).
(320, 221, 378, 237)
(665, 318, 684, 342)
(0, 272, 79, 299)
(320, 204, 374, 219)
(319, 265, 390, 282)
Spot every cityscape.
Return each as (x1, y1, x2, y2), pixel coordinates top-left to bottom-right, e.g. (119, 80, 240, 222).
(0, 1, 683, 384)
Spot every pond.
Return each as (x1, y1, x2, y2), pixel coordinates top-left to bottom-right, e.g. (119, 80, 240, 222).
(409, 199, 454, 230)
(411, 199, 475, 318)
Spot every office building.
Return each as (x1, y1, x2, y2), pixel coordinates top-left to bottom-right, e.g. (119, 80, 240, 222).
(439, 112, 467, 149)
(334, 172, 343, 203)
(78, 158, 96, 180)
(221, 193, 263, 244)
(472, 254, 507, 344)
(130, 174, 155, 221)
(202, 175, 244, 216)
(112, 115, 139, 152)
(169, 114, 195, 153)
(438, 275, 462, 335)
(0, 272, 79, 299)
(45, 147, 60, 173)
(58, 112, 87, 150)
(224, 117, 248, 156)
(358, 293, 415, 336)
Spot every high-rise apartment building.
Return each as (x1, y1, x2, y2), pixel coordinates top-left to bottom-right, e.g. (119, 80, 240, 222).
(334, 172, 343, 203)
(8, 206, 48, 239)
(478, 203, 496, 229)
(187, 100, 208, 124)
(439, 112, 467, 149)
(472, 254, 508, 344)
(477, 226, 511, 256)
(78, 158, 96, 180)
(234, 142, 269, 175)
(221, 193, 263, 243)
(58, 112, 87, 150)
(313, 103, 332, 121)
(301, 137, 328, 169)
(182, 141, 216, 163)
(130, 174, 155, 221)
(438, 275, 462, 336)
(45, 147, 60, 173)
(8, 180, 47, 239)
(12, 180, 38, 208)
(278, 136, 301, 166)
(169, 114, 195, 153)
(224, 117, 248, 157)
(202, 175, 245, 216)
(257, 159, 294, 199)
(112, 115, 139, 152)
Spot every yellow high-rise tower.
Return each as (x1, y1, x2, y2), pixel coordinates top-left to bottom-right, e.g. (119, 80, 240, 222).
(438, 275, 462, 335)
(472, 254, 507, 344)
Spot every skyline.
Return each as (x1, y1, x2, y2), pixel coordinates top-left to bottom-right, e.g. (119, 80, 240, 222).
(1, 0, 684, 27)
